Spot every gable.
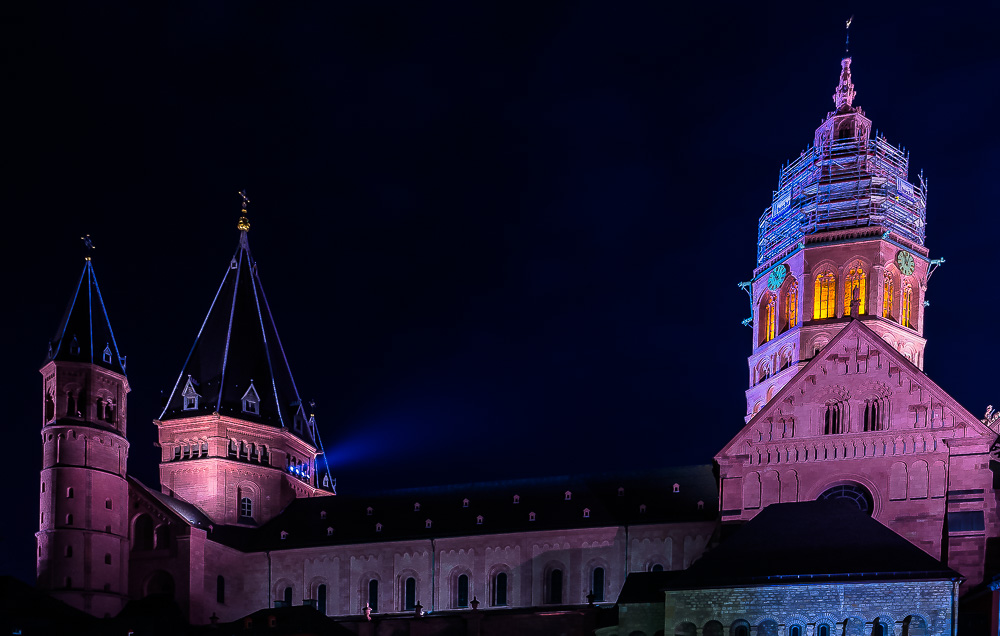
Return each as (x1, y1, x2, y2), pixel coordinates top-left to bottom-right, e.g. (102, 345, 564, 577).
(718, 319, 997, 461)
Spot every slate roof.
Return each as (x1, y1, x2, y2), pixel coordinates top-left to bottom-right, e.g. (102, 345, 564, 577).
(159, 230, 317, 448)
(664, 500, 958, 590)
(207, 465, 718, 552)
(44, 258, 127, 375)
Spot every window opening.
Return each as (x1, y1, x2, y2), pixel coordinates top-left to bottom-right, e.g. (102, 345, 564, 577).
(548, 569, 563, 604)
(318, 584, 327, 615)
(786, 280, 798, 328)
(761, 293, 776, 344)
(493, 572, 508, 606)
(882, 271, 894, 318)
(901, 281, 913, 327)
(845, 261, 867, 314)
(367, 579, 378, 612)
(813, 271, 836, 319)
(591, 567, 605, 601)
(239, 497, 252, 519)
(457, 574, 469, 608)
(217, 576, 225, 604)
(824, 401, 845, 434)
(404, 577, 416, 611)
(241, 383, 260, 415)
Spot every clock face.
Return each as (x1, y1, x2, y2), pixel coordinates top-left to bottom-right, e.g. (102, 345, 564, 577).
(767, 265, 787, 290)
(896, 250, 915, 275)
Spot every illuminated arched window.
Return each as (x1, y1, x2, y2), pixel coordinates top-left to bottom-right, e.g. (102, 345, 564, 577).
(844, 261, 866, 315)
(785, 280, 798, 329)
(882, 271, 894, 318)
(760, 294, 776, 344)
(901, 281, 913, 328)
(813, 271, 836, 319)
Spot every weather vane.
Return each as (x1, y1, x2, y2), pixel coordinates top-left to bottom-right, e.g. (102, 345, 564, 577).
(845, 15, 853, 54)
(237, 189, 251, 232)
(81, 234, 95, 261)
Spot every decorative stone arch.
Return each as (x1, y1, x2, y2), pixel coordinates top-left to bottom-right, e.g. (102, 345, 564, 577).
(812, 475, 881, 517)
(487, 563, 512, 607)
(870, 615, 896, 636)
(396, 569, 420, 611)
(842, 616, 865, 636)
(448, 566, 473, 608)
(776, 344, 795, 372)
(674, 622, 697, 636)
(901, 614, 930, 636)
(813, 615, 840, 636)
(307, 575, 330, 602)
(272, 577, 294, 607)
(807, 259, 840, 318)
(729, 619, 751, 636)
(778, 274, 799, 333)
(703, 620, 724, 636)
(357, 573, 381, 612)
(584, 556, 611, 602)
(758, 290, 777, 345)
(153, 522, 170, 550)
(810, 334, 831, 358)
(645, 554, 669, 572)
(753, 357, 772, 387)
(542, 560, 567, 605)
(131, 513, 155, 551)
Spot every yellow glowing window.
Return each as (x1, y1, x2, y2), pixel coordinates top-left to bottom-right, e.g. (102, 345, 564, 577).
(786, 281, 798, 328)
(844, 262, 866, 315)
(882, 271, 894, 318)
(813, 272, 836, 319)
(901, 281, 912, 328)
(761, 294, 776, 344)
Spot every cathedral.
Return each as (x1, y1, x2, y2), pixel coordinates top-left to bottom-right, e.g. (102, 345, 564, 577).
(32, 54, 1000, 634)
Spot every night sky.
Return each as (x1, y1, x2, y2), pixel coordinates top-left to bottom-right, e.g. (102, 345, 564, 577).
(3, 2, 999, 585)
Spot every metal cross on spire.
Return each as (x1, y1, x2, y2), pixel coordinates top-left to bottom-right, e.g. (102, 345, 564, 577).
(81, 234, 96, 261)
(845, 15, 854, 53)
(237, 189, 251, 232)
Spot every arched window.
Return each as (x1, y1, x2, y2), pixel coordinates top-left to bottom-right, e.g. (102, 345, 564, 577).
(283, 586, 292, 606)
(548, 569, 563, 604)
(789, 627, 802, 636)
(492, 572, 508, 606)
(240, 497, 252, 520)
(872, 619, 888, 636)
(818, 626, 830, 636)
(785, 279, 798, 329)
(732, 621, 751, 636)
(404, 577, 416, 611)
(845, 261, 866, 315)
(824, 401, 845, 434)
(318, 584, 327, 615)
(154, 524, 170, 549)
(704, 621, 724, 636)
(901, 281, 913, 328)
(134, 514, 154, 551)
(456, 574, 469, 608)
(864, 398, 886, 431)
(650, 563, 664, 572)
(882, 271, 894, 318)
(591, 567, 605, 602)
(104, 553, 111, 565)
(814, 271, 836, 318)
(66, 487, 74, 499)
(217, 575, 225, 604)
(65, 545, 72, 557)
(367, 579, 378, 612)
(760, 293, 776, 344)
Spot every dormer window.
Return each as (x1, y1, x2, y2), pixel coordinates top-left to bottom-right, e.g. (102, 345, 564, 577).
(366, 506, 373, 516)
(69, 336, 80, 356)
(181, 376, 201, 411)
(673, 483, 680, 493)
(242, 383, 260, 415)
(376, 523, 382, 533)
(476, 515, 483, 525)
(102, 344, 112, 364)
(639, 504, 647, 514)
(425, 519, 432, 529)
(529, 512, 536, 521)
(697, 500, 705, 510)
(280, 531, 288, 540)
(617, 487, 625, 497)
(320, 511, 327, 520)
(513, 495, 520, 504)
(583, 508, 590, 518)
(327, 527, 334, 536)
(414, 502, 421, 512)
(564, 491, 572, 501)
(462, 498, 469, 508)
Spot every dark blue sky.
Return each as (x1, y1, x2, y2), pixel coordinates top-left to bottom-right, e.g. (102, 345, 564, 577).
(3, 2, 999, 584)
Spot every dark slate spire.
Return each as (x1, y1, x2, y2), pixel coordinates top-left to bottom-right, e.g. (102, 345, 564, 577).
(45, 246, 127, 375)
(159, 197, 317, 446)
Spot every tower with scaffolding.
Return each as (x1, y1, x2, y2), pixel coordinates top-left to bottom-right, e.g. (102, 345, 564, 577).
(742, 57, 941, 419)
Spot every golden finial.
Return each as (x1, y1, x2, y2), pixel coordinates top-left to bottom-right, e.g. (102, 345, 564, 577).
(237, 189, 251, 232)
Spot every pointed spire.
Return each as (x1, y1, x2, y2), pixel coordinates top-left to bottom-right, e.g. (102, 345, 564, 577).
(46, 242, 126, 375)
(833, 57, 857, 113)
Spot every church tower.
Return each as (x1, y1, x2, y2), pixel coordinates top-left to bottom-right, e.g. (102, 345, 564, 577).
(155, 193, 334, 527)
(37, 246, 130, 617)
(745, 57, 937, 420)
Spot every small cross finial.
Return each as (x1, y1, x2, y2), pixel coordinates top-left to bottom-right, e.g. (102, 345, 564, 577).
(845, 15, 853, 53)
(237, 189, 251, 232)
(81, 234, 95, 260)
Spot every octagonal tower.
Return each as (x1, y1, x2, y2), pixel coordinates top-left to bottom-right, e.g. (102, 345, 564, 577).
(745, 58, 935, 420)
